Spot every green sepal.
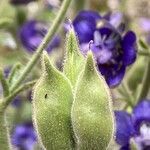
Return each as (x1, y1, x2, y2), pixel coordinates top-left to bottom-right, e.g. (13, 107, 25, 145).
(63, 27, 84, 88)
(71, 52, 114, 150)
(32, 52, 74, 150)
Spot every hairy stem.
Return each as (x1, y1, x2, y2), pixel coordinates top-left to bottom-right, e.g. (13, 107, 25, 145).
(4, 80, 36, 108)
(0, 80, 36, 149)
(0, 104, 10, 150)
(10, 0, 72, 93)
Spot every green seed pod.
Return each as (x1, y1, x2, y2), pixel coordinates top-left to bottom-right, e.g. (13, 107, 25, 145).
(32, 52, 74, 150)
(71, 52, 114, 150)
(63, 26, 84, 87)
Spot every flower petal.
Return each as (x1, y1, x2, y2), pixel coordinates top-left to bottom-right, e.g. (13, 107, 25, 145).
(73, 10, 101, 43)
(105, 65, 126, 88)
(132, 100, 150, 133)
(122, 31, 137, 66)
(115, 111, 134, 147)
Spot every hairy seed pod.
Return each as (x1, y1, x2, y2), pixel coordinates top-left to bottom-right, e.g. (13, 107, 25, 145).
(32, 52, 74, 150)
(71, 52, 114, 150)
(63, 27, 84, 88)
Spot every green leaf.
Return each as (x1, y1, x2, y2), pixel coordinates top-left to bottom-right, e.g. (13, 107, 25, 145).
(32, 52, 74, 149)
(63, 27, 84, 88)
(71, 52, 114, 149)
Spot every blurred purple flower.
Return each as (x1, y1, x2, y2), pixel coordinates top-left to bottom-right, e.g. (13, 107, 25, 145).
(11, 0, 36, 5)
(139, 18, 150, 32)
(139, 18, 150, 45)
(72, 10, 137, 88)
(11, 122, 37, 150)
(20, 20, 61, 53)
(44, 0, 60, 9)
(115, 100, 150, 150)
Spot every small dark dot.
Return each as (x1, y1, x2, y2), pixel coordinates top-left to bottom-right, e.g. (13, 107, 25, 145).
(45, 94, 48, 99)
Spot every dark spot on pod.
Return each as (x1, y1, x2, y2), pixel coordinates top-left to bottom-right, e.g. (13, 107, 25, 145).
(45, 94, 48, 99)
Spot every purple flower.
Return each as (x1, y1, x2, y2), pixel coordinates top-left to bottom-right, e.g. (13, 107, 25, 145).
(11, 122, 37, 150)
(72, 10, 137, 87)
(139, 18, 150, 32)
(139, 18, 150, 45)
(20, 20, 61, 53)
(115, 100, 150, 150)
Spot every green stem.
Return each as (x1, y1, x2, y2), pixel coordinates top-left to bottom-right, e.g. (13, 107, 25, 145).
(0, 104, 10, 150)
(0, 80, 36, 149)
(138, 60, 150, 101)
(10, 0, 72, 93)
(0, 69, 9, 97)
(4, 80, 36, 108)
(138, 51, 150, 57)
